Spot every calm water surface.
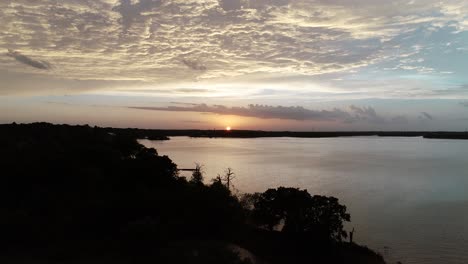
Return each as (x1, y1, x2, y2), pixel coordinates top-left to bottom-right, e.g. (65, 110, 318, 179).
(141, 136, 468, 264)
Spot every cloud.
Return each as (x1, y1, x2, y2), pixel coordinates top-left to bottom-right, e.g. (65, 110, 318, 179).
(349, 105, 385, 123)
(219, 0, 242, 11)
(182, 59, 207, 71)
(419, 112, 434, 121)
(0, 69, 145, 95)
(3, 0, 466, 81)
(391, 115, 409, 124)
(128, 102, 430, 128)
(129, 102, 414, 125)
(117, 88, 212, 94)
(1, 0, 468, 99)
(130, 103, 353, 121)
(182, 120, 205, 124)
(175, 88, 211, 93)
(113, 0, 162, 32)
(6, 50, 51, 70)
(245, 0, 290, 9)
(170, 102, 201, 106)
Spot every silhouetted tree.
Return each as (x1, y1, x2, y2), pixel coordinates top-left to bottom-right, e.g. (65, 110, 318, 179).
(222, 167, 236, 190)
(251, 187, 311, 232)
(190, 163, 204, 185)
(251, 187, 350, 241)
(306, 195, 350, 241)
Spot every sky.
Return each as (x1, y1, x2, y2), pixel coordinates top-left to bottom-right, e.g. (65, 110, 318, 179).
(1, 0, 468, 131)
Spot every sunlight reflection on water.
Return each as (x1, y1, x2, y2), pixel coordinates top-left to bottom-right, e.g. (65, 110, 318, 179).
(141, 136, 468, 264)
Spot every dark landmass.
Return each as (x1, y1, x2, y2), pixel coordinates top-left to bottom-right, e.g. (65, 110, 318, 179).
(0, 122, 386, 264)
(182, 130, 468, 140)
(102, 126, 468, 140)
(5, 122, 467, 140)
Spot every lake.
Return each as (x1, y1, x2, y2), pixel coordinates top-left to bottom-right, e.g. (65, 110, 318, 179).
(141, 136, 468, 264)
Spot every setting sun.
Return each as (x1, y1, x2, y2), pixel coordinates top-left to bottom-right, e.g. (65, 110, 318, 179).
(226, 126, 231, 131)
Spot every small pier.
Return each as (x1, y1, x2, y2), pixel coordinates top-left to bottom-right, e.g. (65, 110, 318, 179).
(178, 168, 196, 172)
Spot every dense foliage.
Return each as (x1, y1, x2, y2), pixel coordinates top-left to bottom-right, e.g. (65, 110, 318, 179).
(251, 187, 350, 241)
(0, 123, 385, 264)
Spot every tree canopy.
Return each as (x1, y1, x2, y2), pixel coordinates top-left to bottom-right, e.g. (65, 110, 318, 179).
(251, 187, 350, 241)
(0, 123, 383, 264)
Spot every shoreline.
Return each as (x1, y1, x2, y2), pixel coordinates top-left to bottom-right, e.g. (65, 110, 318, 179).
(3, 123, 468, 140)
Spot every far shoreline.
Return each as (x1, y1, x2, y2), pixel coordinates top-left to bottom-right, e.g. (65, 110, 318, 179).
(3, 122, 468, 140)
(129, 129, 468, 141)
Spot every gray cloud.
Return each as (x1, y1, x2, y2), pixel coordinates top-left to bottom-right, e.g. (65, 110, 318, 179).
(182, 59, 207, 71)
(113, 0, 162, 32)
(245, 0, 290, 9)
(219, 0, 242, 11)
(6, 49, 51, 70)
(391, 115, 409, 124)
(128, 102, 422, 127)
(169, 102, 201, 106)
(349, 105, 385, 123)
(419, 112, 434, 121)
(130, 103, 352, 121)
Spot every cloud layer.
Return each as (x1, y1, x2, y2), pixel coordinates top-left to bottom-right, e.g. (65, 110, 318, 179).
(420, 112, 434, 121)
(131, 104, 350, 121)
(6, 50, 51, 70)
(1, 0, 467, 91)
(130, 103, 421, 126)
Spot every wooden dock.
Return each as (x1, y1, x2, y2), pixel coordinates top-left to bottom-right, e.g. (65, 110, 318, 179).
(178, 168, 196, 172)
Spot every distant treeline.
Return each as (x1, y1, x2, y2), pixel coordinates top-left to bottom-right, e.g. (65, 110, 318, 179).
(3, 122, 467, 140)
(183, 130, 468, 139)
(108, 127, 468, 140)
(0, 122, 386, 264)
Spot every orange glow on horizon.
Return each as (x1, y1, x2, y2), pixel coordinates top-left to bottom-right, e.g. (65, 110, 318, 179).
(226, 126, 231, 131)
